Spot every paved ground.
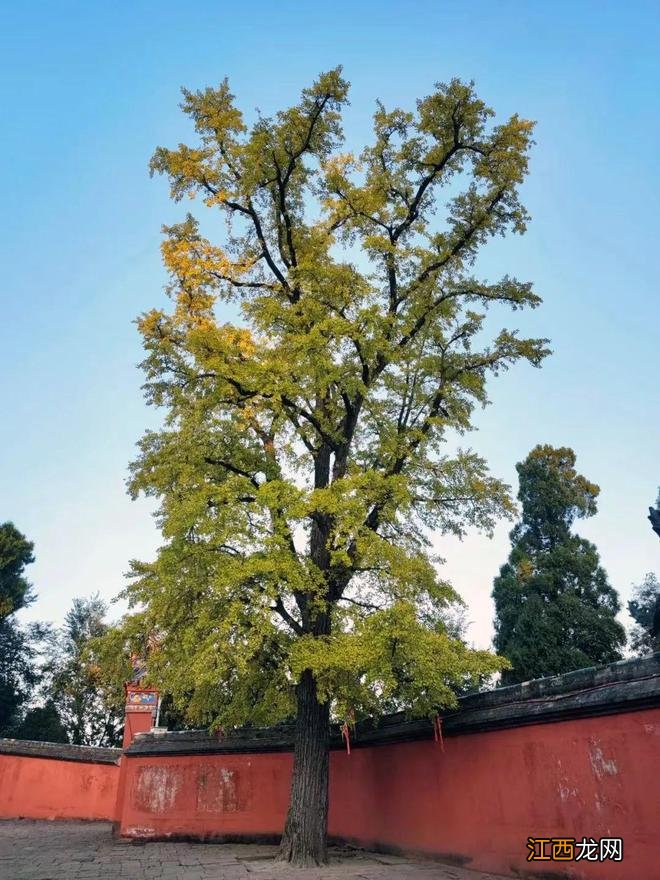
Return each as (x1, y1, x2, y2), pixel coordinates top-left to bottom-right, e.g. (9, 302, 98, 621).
(0, 821, 508, 880)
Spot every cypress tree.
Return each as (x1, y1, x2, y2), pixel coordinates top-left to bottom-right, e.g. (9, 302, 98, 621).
(493, 445, 625, 683)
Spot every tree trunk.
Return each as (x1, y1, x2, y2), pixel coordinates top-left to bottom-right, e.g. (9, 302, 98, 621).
(278, 669, 330, 866)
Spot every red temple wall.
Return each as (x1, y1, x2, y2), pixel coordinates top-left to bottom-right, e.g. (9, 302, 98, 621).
(0, 752, 119, 821)
(2, 650, 658, 880)
(328, 708, 660, 878)
(118, 751, 293, 840)
(115, 707, 660, 879)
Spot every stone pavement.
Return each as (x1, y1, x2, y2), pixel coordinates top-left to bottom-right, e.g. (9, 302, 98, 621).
(0, 821, 508, 880)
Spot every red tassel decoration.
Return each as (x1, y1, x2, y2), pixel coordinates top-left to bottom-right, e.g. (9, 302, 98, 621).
(341, 721, 351, 755)
(433, 714, 444, 751)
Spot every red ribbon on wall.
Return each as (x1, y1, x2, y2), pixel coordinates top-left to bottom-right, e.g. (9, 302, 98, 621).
(341, 721, 351, 755)
(433, 714, 444, 751)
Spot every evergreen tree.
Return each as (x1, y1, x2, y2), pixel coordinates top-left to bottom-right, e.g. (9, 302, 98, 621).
(0, 621, 43, 735)
(627, 572, 660, 655)
(0, 523, 41, 734)
(10, 700, 69, 744)
(493, 445, 625, 683)
(0, 522, 35, 621)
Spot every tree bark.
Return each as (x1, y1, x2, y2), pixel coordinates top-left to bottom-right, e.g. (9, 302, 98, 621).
(278, 669, 330, 866)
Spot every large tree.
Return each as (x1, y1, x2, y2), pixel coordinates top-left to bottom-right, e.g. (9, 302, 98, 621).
(0, 522, 35, 621)
(493, 445, 626, 683)
(627, 572, 660, 656)
(10, 700, 69, 744)
(117, 69, 547, 864)
(0, 620, 43, 735)
(46, 596, 124, 746)
(0, 523, 40, 734)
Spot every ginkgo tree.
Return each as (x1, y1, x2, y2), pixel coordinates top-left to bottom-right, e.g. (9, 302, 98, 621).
(114, 68, 548, 865)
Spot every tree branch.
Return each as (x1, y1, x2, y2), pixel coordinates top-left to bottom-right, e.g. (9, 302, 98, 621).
(272, 597, 304, 635)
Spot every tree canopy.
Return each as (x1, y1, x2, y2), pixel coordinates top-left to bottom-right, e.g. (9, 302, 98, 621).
(0, 619, 43, 735)
(0, 522, 40, 735)
(10, 700, 69, 744)
(627, 572, 660, 656)
(493, 445, 626, 683)
(103, 68, 548, 863)
(0, 521, 35, 620)
(46, 596, 124, 747)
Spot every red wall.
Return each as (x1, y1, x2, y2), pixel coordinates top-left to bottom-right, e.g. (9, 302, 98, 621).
(330, 707, 660, 878)
(118, 751, 293, 839)
(116, 707, 660, 879)
(0, 754, 119, 821)
(123, 711, 154, 750)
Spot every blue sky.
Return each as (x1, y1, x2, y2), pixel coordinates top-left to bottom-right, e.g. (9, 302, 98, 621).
(1, 1, 658, 647)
